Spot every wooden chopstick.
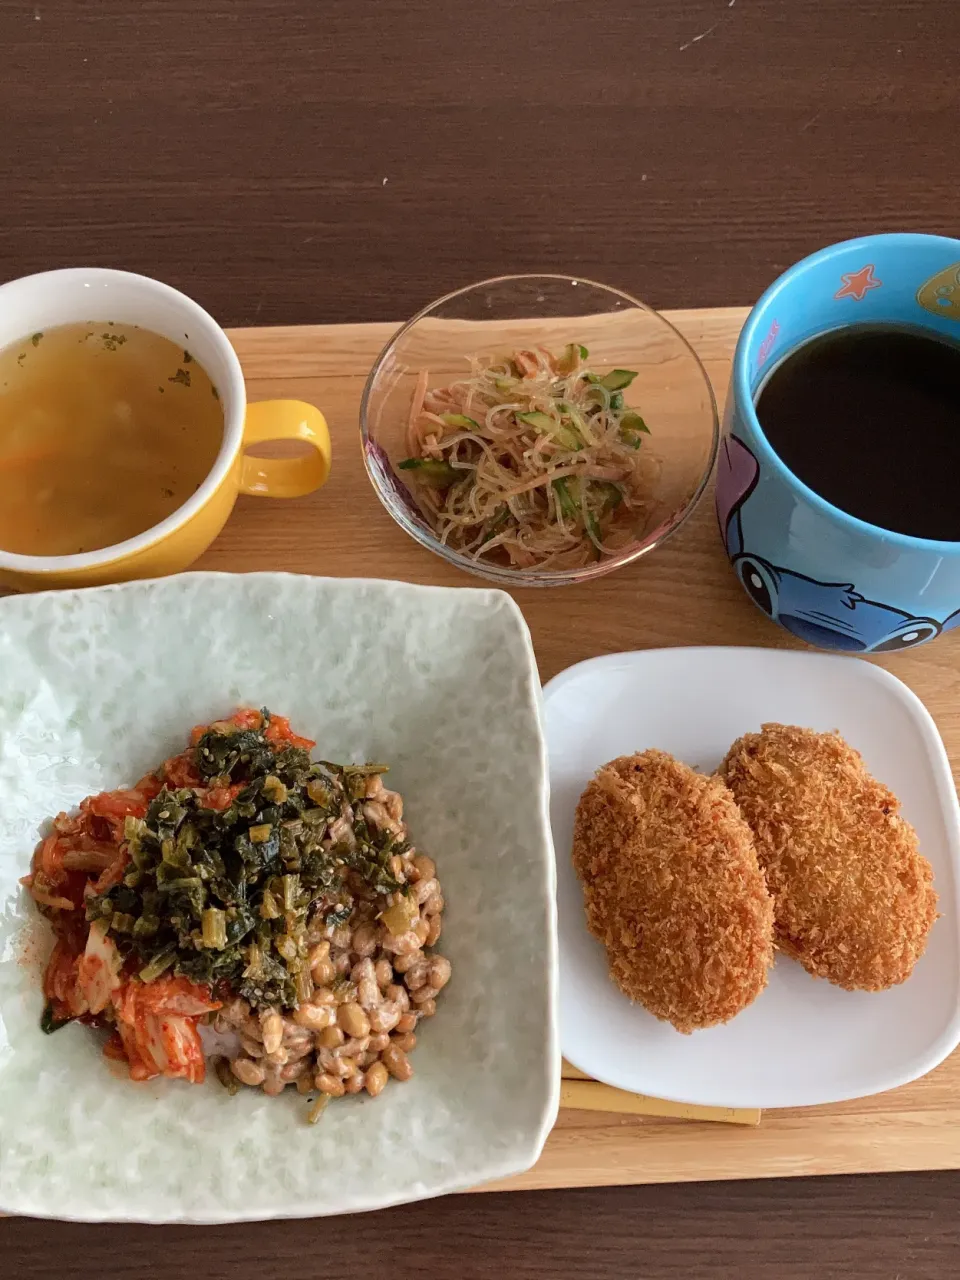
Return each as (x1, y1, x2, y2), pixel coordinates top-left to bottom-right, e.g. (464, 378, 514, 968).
(559, 1062, 761, 1127)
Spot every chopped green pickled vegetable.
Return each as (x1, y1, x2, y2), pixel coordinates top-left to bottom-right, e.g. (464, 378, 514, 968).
(195, 725, 281, 782)
(306, 778, 332, 807)
(440, 413, 480, 429)
(381, 895, 418, 936)
(307, 1093, 330, 1124)
(85, 715, 407, 1012)
(139, 947, 176, 982)
(397, 458, 459, 487)
(201, 907, 228, 950)
(282, 873, 300, 911)
(295, 966, 315, 1004)
(336, 762, 388, 776)
(276, 934, 298, 961)
(336, 762, 388, 781)
(40, 1003, 73, 1034)
(600, 369, 638, 392)
(260, 890, 282, 919)
(262, 775, 288, 804)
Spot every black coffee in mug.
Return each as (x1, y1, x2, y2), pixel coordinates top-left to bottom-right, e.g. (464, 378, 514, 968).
(755, 325, 960, 542)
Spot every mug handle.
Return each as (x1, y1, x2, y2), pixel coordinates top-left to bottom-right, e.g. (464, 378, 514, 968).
(239, 400, 332, 498)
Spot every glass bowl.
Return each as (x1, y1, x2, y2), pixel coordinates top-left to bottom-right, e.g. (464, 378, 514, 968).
(360, 274, 719, 587)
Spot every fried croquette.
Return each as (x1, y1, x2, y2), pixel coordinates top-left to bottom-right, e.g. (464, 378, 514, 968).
(572, 750, 775, 1033)
(719, 724, 938, 991)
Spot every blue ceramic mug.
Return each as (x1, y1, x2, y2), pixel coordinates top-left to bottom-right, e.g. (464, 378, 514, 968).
(718, 232, 960, 653)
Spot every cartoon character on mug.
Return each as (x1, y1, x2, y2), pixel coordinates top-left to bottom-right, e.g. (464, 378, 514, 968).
(715, 434, 960, 652)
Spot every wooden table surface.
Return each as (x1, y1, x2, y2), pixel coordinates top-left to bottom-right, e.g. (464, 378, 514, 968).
(3, 0, 960, 1275)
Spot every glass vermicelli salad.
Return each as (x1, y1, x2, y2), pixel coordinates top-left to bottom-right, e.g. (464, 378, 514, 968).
(398, 343, 659, 570)
(22, 709, 449, 1123)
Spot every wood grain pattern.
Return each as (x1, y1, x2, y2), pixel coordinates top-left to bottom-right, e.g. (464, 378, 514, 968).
(561, 1060, 761, 1124)
(2, 0, 959, 331)
(192, 307, 960, 1192)
(560, 1081, 762, 1128)
(6, 1175, 959, 1280)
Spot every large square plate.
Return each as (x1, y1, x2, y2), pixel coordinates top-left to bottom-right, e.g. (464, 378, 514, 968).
(0, 573, 558, 1222)
(546, 646, 960, 1109)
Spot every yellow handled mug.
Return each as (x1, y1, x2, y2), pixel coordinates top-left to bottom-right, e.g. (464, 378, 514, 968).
(0, 268, 331, 590)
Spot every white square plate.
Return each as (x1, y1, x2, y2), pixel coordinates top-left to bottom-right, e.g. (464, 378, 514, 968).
(545, 646, 960, 1109)
(0, 573, 558, 1222)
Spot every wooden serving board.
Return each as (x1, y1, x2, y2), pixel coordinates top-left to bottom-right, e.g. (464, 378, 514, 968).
(201, 307, 960, 1191)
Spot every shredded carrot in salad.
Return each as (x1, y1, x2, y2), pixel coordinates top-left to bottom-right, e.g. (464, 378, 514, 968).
(397, 343, 660, 569)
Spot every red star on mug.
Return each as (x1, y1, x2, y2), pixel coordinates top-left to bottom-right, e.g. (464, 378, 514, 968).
(834, 264, 882, 301)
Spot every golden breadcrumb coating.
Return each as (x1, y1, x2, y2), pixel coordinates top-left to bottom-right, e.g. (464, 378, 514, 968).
(572, 750, 775, 1033)
(719, 724, 938, 991)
